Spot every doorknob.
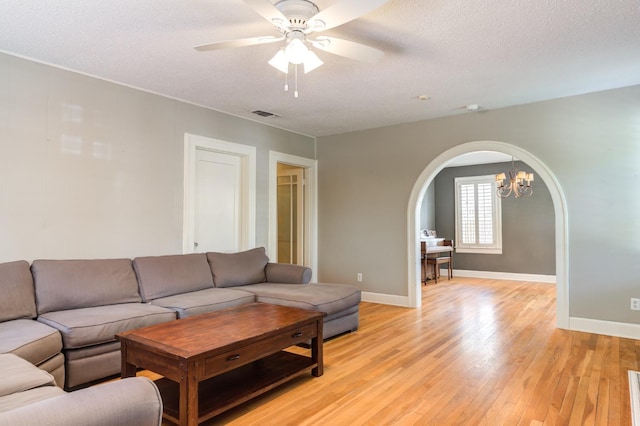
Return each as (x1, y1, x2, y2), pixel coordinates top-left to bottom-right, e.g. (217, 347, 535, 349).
(194, 242, 199, 249)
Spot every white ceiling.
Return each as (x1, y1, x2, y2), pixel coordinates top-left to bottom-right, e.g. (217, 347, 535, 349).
(1, 0, 639, 137)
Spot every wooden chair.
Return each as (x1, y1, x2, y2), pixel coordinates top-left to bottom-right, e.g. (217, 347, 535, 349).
(426, 240, 453, 283)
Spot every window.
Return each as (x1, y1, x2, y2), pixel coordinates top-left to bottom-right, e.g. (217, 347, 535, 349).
(454, 175, 502, 254)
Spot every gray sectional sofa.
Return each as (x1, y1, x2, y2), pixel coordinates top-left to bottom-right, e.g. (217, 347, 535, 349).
(0, 247, 360, 393)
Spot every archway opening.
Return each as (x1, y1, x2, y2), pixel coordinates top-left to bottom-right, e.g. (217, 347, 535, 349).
(407, 141, 569, 329)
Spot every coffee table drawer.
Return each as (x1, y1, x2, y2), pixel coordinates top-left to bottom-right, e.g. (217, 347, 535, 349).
(204, 323, 317, 376)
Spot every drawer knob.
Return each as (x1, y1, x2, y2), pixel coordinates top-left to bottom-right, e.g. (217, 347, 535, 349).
(292, 332, 303, 338)
(227, 354, 240, 361)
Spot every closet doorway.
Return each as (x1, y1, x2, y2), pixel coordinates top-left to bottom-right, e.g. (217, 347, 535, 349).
(276, 164, 304, 265)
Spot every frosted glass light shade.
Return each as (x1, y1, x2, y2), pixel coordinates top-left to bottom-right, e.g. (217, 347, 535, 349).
(303, 50, 323, 73)
(268, 49, 289, 74)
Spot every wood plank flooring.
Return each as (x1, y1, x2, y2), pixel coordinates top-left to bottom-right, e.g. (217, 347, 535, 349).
(152, 277, 640, 425)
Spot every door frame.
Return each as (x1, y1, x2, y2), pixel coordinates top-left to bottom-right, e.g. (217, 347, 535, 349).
(183, 133, 256, 254)
(268, 151, 318, 281)
(407, 140, 569, 329)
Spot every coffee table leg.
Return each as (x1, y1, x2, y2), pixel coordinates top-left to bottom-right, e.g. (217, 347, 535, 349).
(312, 319, 324, 377)
(179, 362, 199, 426)
(120, 343, 137, 378)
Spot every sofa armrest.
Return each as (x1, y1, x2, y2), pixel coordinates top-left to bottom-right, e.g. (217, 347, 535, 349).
(265, 263, 312, 284)
(0, 377, 163, 426)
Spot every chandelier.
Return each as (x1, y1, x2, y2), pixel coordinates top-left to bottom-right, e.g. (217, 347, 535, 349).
(495, 159, 534, 198)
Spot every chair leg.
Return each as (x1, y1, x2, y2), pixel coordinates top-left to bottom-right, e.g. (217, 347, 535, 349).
(433, 263, 438, 283)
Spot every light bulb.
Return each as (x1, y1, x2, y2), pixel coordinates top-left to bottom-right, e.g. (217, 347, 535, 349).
(285, 38, 308, 65)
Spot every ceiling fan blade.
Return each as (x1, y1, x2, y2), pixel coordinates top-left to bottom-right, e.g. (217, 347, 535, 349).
(194, 36, 283, 52)
(307, 0, 389, 32)
(243, 0, 290, 29)
(310, 36, 383, 63)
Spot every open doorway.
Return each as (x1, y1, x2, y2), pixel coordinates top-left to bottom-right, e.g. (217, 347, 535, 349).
(268, 151, 318, 280)
(419, 151, 555, 283)
(407, 141, 569, 329)
(276, 164, 304, 264)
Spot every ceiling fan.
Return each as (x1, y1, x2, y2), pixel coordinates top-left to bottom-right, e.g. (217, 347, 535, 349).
(195, 0, 389, 96)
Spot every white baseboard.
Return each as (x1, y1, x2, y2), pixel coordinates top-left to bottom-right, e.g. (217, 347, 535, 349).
(570, 317, 640, 340)
(452, 269, 556, 284)
(361, 291, 410, 307)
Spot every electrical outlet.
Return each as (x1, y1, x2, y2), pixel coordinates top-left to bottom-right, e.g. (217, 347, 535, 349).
(357, 273, 363, 282)
(631, 298, 640, 311)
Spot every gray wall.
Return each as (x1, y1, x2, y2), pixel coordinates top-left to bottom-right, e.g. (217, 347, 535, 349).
(419, 183, 435, 230)
(0, 53, 315, 262)
(317, 84, 640, 325)
(433, 161, 555, 275)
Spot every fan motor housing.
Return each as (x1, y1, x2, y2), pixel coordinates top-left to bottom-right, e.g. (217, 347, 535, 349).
(274, 0, 319, 29)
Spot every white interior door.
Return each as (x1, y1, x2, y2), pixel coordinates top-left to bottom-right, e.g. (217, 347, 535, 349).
(183, 134, 256, 254)
(195, 150, 241, 252)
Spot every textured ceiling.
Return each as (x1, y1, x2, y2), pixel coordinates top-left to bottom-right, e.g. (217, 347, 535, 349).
(0, 0, 639, 137)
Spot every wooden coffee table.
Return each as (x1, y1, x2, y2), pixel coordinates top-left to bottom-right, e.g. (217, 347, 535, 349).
(116, 303, 325, 426)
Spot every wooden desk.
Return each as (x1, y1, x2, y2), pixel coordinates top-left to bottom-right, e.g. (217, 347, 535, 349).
(421, 240, 453, 282)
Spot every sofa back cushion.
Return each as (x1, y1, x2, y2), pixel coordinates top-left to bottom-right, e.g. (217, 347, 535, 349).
(133, 253, 214, 301)
(32, 259, 141, 314)
(0, 261, 37, 322)
(207, 247, 268, 288)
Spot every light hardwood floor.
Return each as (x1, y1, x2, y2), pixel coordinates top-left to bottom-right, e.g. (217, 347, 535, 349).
(153, 277, 640, 425)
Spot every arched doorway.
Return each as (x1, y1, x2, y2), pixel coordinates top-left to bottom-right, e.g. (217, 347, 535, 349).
(407, 141, 569, 329)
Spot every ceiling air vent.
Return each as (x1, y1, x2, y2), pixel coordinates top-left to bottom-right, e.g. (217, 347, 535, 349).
(252, 110, 279, 118)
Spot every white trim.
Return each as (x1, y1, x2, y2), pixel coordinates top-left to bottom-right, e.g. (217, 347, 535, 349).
(455, 248, 503, 254)
(361, 292, 410, 307)
(454, 175, 503, 253)
(570, 317, 640, 340)
(629, 370, 640, 426)
(268, 151, 318, 282)
(183, 134, 256, 254)
(452, 269, 556, 284)
(406, 141, 570, 330)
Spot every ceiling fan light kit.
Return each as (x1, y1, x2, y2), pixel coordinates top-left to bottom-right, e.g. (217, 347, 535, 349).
(195, 0, 389, 98)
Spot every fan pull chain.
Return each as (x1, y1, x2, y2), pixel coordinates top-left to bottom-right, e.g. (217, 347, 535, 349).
(284, 68, 289, 92)
(294, 65, 299, 98)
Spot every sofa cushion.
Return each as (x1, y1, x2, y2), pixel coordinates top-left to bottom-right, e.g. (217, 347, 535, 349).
(207, 247, 268, 288)
(0, 319, 62, 366)
(0, 385, 66, 414)
(0, 261, 36, 322)
(0, 354, 57, 399)
(32, 259, 142, 314)
(150, 287, 256, 318)
(239, 283, 361, 317)
(133, 253, 214, 302)
(37, 304, 176, 349)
